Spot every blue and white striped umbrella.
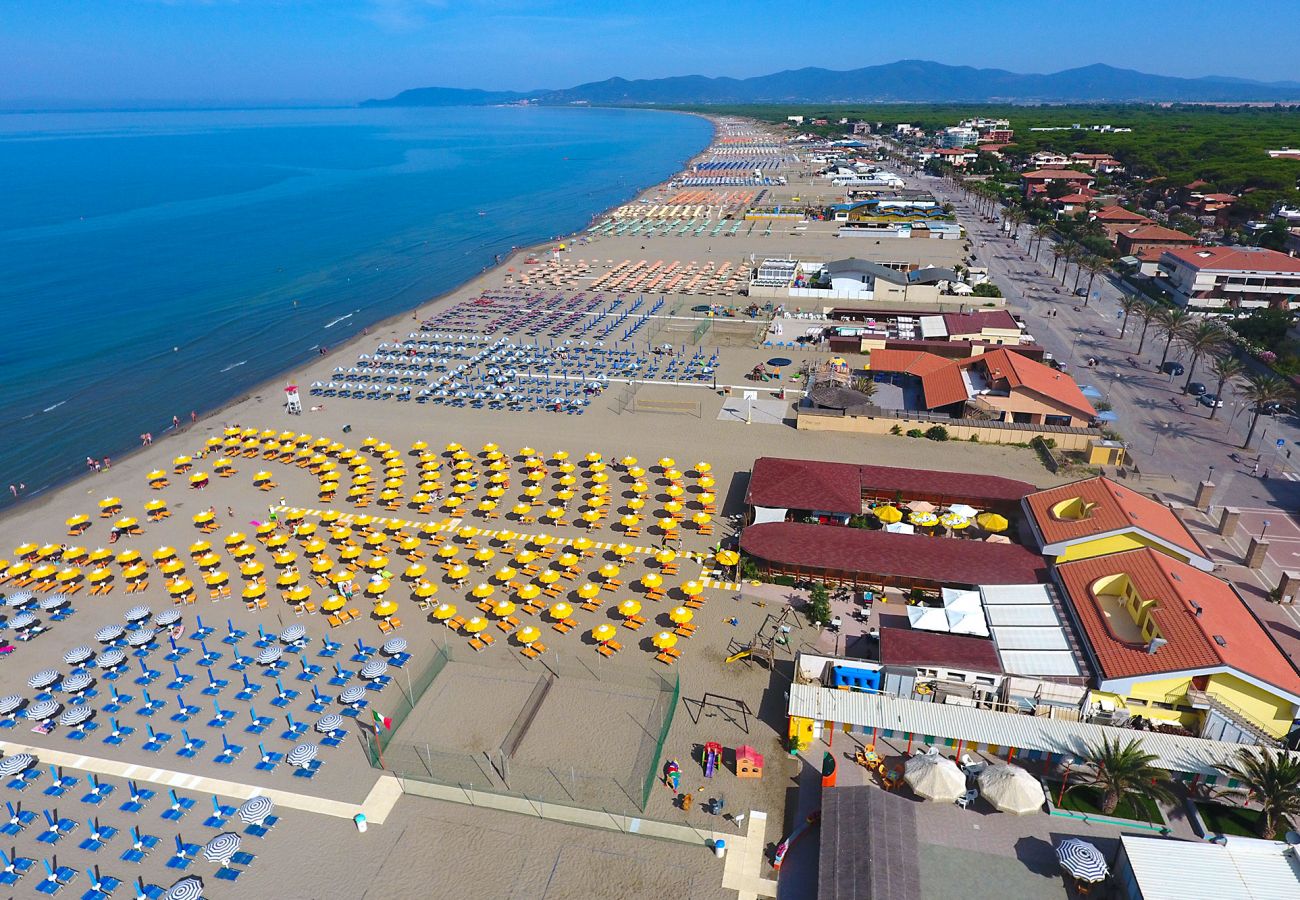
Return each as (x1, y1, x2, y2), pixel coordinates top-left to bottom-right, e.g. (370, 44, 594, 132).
(315, 713, 344, 733)
(9, 612, 37, 630)
(61, 672, 94, 693)
(1056, 838, 1108, 883)
(256, 646, 283, 665)
(63, 645, 94, 665)
(381, 637, 408, 655)
(201, 831, 241, 865)
(25, 699, 59, 720)
(0, 753, 36, 777)
(279, 624, 306, 643)
(338, 685, 366, 704)
(59, 705, 93, 727)
(286, 743, 318, 767)
(96, 648, 126, 669)
(0, 695, 23, 715)
(5, 590, 35, 607)
(359, 660, 388, 680)
(126, 629, 155, 648)
(27, 669, 59, 689)
(162, 875, 204, 900)
(94, 624, 124, 643)
(39, 594, 69, 611)
(236, 795, 273, 825)
(154, 609, 182, 627)
(124, 605, 152, 622)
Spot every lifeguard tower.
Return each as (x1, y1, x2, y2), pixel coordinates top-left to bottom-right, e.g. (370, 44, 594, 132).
(284, 384, 302, 416)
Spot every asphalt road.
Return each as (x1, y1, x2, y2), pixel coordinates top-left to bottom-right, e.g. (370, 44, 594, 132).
(913, 172, 1300, 512)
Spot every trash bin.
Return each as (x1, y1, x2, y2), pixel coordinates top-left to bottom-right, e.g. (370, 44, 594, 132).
(713, 839, 726, 859)
(354, 813, 367, 832)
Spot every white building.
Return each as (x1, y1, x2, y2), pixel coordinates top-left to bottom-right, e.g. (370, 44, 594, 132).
(1114, 834, 1300, 900)
(1156, 246, 1300, 311)
(940, 126, 979, 148)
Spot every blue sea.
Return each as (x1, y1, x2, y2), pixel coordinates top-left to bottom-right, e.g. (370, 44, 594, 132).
(0, 106, 712, 500)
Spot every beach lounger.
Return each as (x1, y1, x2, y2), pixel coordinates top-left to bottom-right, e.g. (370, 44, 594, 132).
(655, 652, 677, 665)
(520, 646, 539, 659)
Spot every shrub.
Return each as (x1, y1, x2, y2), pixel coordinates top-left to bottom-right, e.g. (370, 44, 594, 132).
(968, 434, 980, 442)
(924, 425, 950, 441)
(906, 428, 925, 438)
(889, 424, 902, 435)
(807, 582, 832, 626)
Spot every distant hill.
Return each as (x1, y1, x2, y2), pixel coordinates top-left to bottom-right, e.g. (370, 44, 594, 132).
(363, 61, 1300, 107)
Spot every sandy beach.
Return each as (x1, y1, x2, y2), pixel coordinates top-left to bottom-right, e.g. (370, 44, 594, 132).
(0, 116, 1063, 898)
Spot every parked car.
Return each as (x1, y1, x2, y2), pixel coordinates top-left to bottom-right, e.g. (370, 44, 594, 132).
(1186, 382, 1207, 396)
(1161, 361, 1185, 376)
(1261, 401, 1293, 416)
(1074, 287, 1088, 297)
(1198, 393, 1224, 408)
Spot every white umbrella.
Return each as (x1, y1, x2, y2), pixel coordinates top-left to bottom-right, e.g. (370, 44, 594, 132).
(947, 504, 979, 518)
(906, 605, 949, 633)
(882, 522, 915, 535)
(904, 752, 966, 802)
(977, 765, 1044, 815)
(945, 608, 990, 637)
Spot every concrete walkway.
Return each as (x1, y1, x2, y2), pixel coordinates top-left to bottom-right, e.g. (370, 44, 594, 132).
(0, 736, 404, 823)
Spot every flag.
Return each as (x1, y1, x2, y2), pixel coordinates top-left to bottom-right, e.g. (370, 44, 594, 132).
(371, 709, 392, 731)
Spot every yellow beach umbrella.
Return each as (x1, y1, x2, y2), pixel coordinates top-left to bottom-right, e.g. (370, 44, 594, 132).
(152, 546, 176, 561)
(433, 602, 458, 620)
(276, 571, 299, 588)
(681, 580, 703, 597)
(413, 581, 438, 599)
(62, 546, 87, 562)
(87, 547, 112, 563)
(655, 548, 677, 565)
(471, 582, 495, 600)
(204, 570, 229, 586)
(612, 543, 634, 558)
(548, 602, 574, 621)
(240, 561, 265, 578)
(115, 549, 141, 565)
(669, 606, 693, 624)
(571, 537, 594, 553)
(448, 563, 470, 581)
(715, 549, 739, 567)
(493, 566, 517, 583)
(976, 512, 1009, 533)
(160, 559, 184, 575)
(339, 544, 362, 561)
(437, 544, 460, 559)
(592, 623, 617, 643)
(66, 514, 89, 530)
(652, 630, 678, 650)
(872, 506, 903, 524)
(89, 567, 112, 583)
(311, 556, 334, 574)
(463, 616, 488, 634)
(225, 531, 247, 546)
(374, 599, 398, 618)
(618, 598, 642, 618)
(492, 599, 517, 618)
(516, 625, 541, 644)
(321, 595, 346, 612)
(692, 512, 712, 527)
(123, 563, 148, 580)
(640, 572, 663, 590)
(366, 580, 390, 596)
(98, 496, 122, 510)
(287, 585, 312, 603)
(168, 579, 194, 596)
(577, 582, 601, 601)
(517, 583, 542, 601)
(597, 563, 620, 580)
(404, 562, 427, 579)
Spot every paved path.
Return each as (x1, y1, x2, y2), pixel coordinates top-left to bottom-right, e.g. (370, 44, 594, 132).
(0, 735, 404, 823)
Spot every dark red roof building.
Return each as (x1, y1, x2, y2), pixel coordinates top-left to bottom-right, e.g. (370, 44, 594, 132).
(878, 626, 1003, 673)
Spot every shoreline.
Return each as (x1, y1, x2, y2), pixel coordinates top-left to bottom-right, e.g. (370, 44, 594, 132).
(0, 109, 718, 522)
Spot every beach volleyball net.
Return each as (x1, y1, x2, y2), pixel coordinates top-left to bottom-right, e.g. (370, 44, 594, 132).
(362, 641, 678, 815)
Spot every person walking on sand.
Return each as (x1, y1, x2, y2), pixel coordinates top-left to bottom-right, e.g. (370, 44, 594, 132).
(8, 484, 15, 498)
(190, 410, 197, 424)
(102, 456, 110, 470)
(172, 416, 180, 430)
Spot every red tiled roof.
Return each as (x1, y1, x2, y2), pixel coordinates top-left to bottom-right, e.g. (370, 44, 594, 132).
(1024, 476, 1206, 561)
(960, 348, 1097, 419)
(740, 522, 1047, 586)
(745, 457, 1035, 514)
(1117, 224, 1196, 242)
(1021, 169, 1094, 181)
(1054, 193, 1094, 204)
(1160, 245, 1300, 274)
(941, 310, 1020, 334)
(879, 626, 1003, 673)
(1092, 205, 1151, 223)
(1056, 549, 1300, 694)
(745, 457, 863, 514)
(919, 364, 971, 409)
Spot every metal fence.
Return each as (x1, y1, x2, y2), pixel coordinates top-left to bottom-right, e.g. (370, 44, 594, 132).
(362, 640, 679, 815)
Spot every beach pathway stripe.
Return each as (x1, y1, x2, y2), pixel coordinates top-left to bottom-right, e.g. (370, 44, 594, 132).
(0, 737, 402, 824)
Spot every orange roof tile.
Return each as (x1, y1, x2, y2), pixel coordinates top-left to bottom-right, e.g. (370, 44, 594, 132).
(962, 348, 1096, 419)
(1092, 205, 1152, 223)
(1056, 549, 1300, 695)
(1021, 169, 1094, 180)
(919, 365, 970, 409)
(1025, 476, 1206, 562)
(1160, 245, 1300, 274)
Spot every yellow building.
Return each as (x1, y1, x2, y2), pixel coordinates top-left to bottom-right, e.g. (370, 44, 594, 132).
(1056, 549, 1300, 743)
(1023, 476, 1213, 571)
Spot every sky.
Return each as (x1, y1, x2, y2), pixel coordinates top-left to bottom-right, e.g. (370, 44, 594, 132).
(3, 0, 1298, 107)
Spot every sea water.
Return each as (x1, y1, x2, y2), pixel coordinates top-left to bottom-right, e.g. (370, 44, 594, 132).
(0, 106, 712, 499)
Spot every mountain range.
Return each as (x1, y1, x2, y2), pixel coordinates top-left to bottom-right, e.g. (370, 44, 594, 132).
(362, 61, 1300, 107)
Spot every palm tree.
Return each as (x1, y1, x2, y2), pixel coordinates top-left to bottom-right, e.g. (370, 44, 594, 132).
(1081, 257, 1110, 305)
(1207, 354, 1244, 421)
(1156, 307, 1193, 372)
(1077, 735, 1174, 816)
(1049, 244, 1064, 279)
(1135, 302, 1160, 355)
(1118, 296, 1144, 338)
(1214, 747, 1300, 839)
(1007, 208, 1026, 241)
(1238, 373, 1294, 449)
(1031, 224, 1053, 260)
(1178, 321, 1229, 393)
(1058, 243, 1078, 286)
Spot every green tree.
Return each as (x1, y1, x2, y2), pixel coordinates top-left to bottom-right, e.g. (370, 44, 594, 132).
(1207, 354, 1245, 421)
(1238, 373, 1295, 449)
(806, 582, 832, 626)
(1177, 321, 1230, 394)
(1081, 256, 1110, 304)
(1134, 302, 1161, 355)
(1031, 224, 1054, 260)
(1156, 307, 1193, 371)
(1076, 735, 1174, 816)
(1214, 747, 1300, 839)
(972, 282, 1002, 298)
(1228, 307, 1294, 352)
(1118, 295, 1145, 338)
(1257, 221, 1292, 252)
